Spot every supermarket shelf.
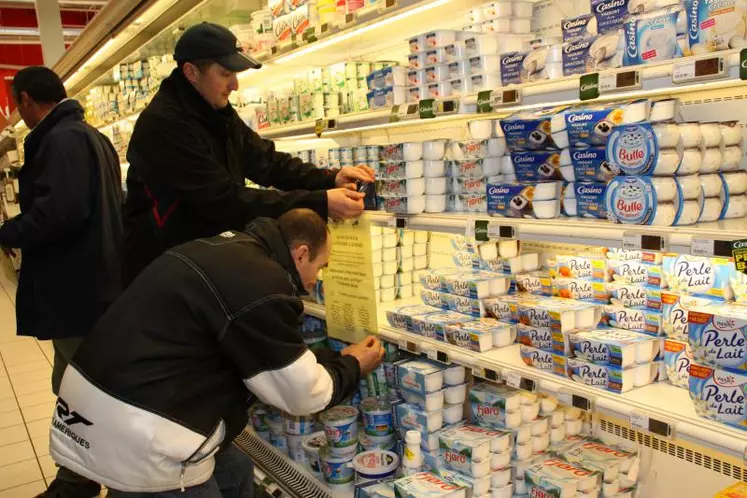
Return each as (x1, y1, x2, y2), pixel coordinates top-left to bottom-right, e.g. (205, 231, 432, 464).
(362, 211, 747, 254)
(238, 0, 481, 89)
(302, 297, 747, 458)
(0, 133, 16, 156)
(256, 109, 392, 139)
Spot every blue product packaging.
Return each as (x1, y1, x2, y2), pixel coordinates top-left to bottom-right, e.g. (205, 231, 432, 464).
(440, 292, 487, 318)
(500, 107, 567, 150)
(570, 147, 621, 182)
(689, 363, 747, 430)
(565, 357, 660, 393)
(689, 305, 747, 373)
(553, 278, 609, 303)
(575, 182, 610, 219)
(515, 272, 554, 296)
(517, 323, 555, 352)
(564, 103, 645, 147)
(396, 359, 445, 396)
(510, 150, 568, 181)
(592, 0, 633, 33)
(664, 338, 693, 389)
(684, 0, 742, 54)
(562, 32, 624, 76)
(602, 305, 663, 336)
(605, 176, 679, 225)
(420, 288, 448, 310)
(623, 5, 683, 66)
(499, 51, 527, 86)
(520, 344, 566, 375)
(487, 183, 562, 219)
(605, 123, 659, 176)
(412, 311, 470, 341)
(660, 291, 717, 340)
(562, 14, 599, 41)
(662, 254, 737, 301)
(570, 328, 661, 367)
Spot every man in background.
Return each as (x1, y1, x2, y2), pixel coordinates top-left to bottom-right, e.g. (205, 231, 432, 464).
(50, 209, 384, 497)
(0, 67, 123, 498)
(123, 22, 373, 284)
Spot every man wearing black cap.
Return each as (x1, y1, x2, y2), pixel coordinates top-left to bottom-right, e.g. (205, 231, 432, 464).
(123, 22, 374, 285)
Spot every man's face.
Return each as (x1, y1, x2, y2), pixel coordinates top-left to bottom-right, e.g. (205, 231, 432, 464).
(293, 238, 331, 293)
(185, 62, 239, 110)
(14, 92, 38, 129)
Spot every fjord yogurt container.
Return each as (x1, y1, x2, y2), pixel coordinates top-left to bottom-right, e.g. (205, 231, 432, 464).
(360, 397, 394, 436)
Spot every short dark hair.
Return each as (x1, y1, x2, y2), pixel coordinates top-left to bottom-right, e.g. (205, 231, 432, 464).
(11, 66, 66, 105)
(277, 209, 329, 261)
(177, 59, 216, 73)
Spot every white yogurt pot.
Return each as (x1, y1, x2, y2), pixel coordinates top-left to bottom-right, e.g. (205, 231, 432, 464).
(720, 121, 743, 146)
(723, 171, 747, 195)
(500, 155, 514, 175)
(491, 450, 511, 471)
(484, 1, 513, 18)
(566, 418, 583, 436)
(653, 150, 682, 176)
(423, 140, 447, 160)
(425, 194, 447, 213)
(721, 146, 742, 171)
(679, 122, 702, 148)
(540, 396, 558, 414)
(700, 197, 723, 222)
(425, 177, 448, 194)
(678, 148, 702, 175)
(653, 122, 681, 148)
(561, 165, 576, 182)
(550, 424, 566, 443)
(677, 175, 701, 200)
(650, 99, 678, 122)
(488, 136, 507, 156)
(701, 148, 722, 174)
(491, 467, 512, 488)
(533, 432, 550, 453)
(675, 200, 701, 225)
(723, 195, 747, 219)
(550, 409, 565, 427)
(511, 17, 532, 33)
(443, 403, 464, 424)
(521, 402, 540, 422)
(483, 18, 510, 33)
(513, 1, 533, 16)
(444, 382, 467, 404)
(469, 119, 494, 140)
(700, 122, 723, 147)
(700, 174, 723, 197)
(424, 160, 447, 177)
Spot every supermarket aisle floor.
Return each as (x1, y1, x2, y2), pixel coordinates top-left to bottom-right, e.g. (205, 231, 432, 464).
(0, 269, 64, 497)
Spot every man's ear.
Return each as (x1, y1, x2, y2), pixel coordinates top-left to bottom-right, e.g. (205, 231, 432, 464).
(291, 244, 310, 263)
(182, 63, 199, 84)
(19, 91, 32, 107)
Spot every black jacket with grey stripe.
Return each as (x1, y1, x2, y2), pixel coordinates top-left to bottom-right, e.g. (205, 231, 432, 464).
(50, 218, 360, 492)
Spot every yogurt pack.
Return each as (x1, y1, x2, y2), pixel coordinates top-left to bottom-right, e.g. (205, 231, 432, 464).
(689, 363, 747, 430)
(397, 359, 446, 396)
(469, 383, 524, 429)
(520, 344, 567, 374)
(602, 304, 662, 335)
(499, 50, 549, 86)
(661, 291, 718, 340)
(592, 0, 636, 33)
(560, 437, 638, 483)
(500, 107, 567, 151)
(445, 319, 516, 352)
(393, 472, 467, 498)
(607, 282, 662, 309)
(565, 356, 660, 392)
(662, 254, 737, 301)
(386, 304, 442, 331)
(487, 182, 562, 219)
(605, 176, 682, 226)
(517, 323, 556, 352)
(623, 5, 684, 66)
(518, 297, 603, 332)
(570, 328, 660, 367)
(664, 338, 694, 388)
(524, 455, 601, 497)
(552, 254, 608, 282)
(608, 258, 664, 287)
(412, 311, 470, 340)
(562, 31, 624, 76)
(553, 277, 609, 302)
(570, 147, 621, 182)
(438, 425, 512, 477)
(510, 150, 569, 181)
(561, 102, 646, 147)
(605, 122, 672, 176)
(684, 0, 747, 54)
(562, 14, 599, 41)
(515, 272, 554, 296)
(688, 304, 747, 372)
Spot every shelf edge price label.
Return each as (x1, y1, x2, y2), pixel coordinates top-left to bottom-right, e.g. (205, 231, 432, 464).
(579, 73, 600, 101)
(673, 56, 726, 84)
(488, 223, 516, 240)
(557, 391, 594, 412)
(492, 88, 521, 107)
(389, 105, 401, 123)
(424, 346, 450, 364)
(472, 366, 499, 382)
(343, 12, 356, 26)
(476, 90, 494, 113)
(691, 238, 732, 258)
(599, 70, 641, 94)
(301, 28, 317, 44)
(741, 48, 747, 80)
(314, 118, 335, 137)
(504, 371, 536, 392)
(630, 411, 674, 439)
(398, 338, 418, 354)
(622, 232, 667, 252)
(379, 0, 397, 11)
(387, 217, 406, 229)
(419, 99, 436, 119)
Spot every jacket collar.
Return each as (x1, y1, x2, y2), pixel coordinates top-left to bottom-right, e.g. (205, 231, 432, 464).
(24, 99, 84, 154)
(243, 218, 305, 294)
(166, 68, 235, 130)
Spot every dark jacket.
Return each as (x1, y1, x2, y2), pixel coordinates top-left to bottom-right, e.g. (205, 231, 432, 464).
(0, 100, 123, 340)
(123, 69, 337, 285)
(51, 218, 359, 492)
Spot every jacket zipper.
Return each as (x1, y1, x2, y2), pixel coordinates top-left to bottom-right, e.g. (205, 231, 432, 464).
(179, 419, 225, 492)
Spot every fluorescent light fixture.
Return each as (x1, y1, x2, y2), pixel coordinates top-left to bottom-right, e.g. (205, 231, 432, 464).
(273, 0, 453, 64)
(88, 38, 117, 65)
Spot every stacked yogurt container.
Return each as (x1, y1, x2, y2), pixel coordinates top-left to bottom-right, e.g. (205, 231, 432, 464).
(465, 1, 535, 36)
(485, 97, 746, 226)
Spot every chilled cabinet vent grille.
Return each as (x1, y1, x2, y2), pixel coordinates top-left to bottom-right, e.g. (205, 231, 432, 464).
(599, 419, 747, 482)
(235, 429, 331, 498)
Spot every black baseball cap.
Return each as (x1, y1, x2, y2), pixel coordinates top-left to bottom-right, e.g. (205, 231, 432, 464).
(174, 22, 262, 72)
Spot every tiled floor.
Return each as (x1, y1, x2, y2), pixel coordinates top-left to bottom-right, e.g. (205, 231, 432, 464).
(0, 269, 55, 497)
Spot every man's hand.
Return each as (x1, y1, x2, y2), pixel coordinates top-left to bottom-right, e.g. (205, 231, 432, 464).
(327, 188, 365, 221)
(335, 165, 375, 190)
(342, 335, 385, 376)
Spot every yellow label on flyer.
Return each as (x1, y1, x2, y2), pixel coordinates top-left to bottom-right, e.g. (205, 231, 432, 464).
(324, 217, 378, 343)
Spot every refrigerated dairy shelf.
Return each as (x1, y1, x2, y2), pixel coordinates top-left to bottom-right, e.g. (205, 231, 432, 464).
(302, 299, 747, 460)
(362, 212, 747, 255)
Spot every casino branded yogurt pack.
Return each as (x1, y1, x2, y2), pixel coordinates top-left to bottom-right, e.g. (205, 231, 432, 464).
(684, 0, 747, 54)
(623, 5, 684, 66)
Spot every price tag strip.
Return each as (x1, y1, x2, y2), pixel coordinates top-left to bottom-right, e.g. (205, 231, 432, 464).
(387, 217, 406, 228)
(673, 56, 727, 84)
(691, 238, 733, 258)
(477, 89, 521, 112)
(630, 411, 675, 439)
(378, 0, 397, 10)
(557, 391, 595, 412)
(503, 370, 536, 392)
(599, 70, 641, 94)
(622, 232, 667, 252)
(398, 338, 419, 354)
(467, 219, 517, 241)
(421, 345, 451, 365)
(472, 366, 499, 382)
(314, 118, 336, 137)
